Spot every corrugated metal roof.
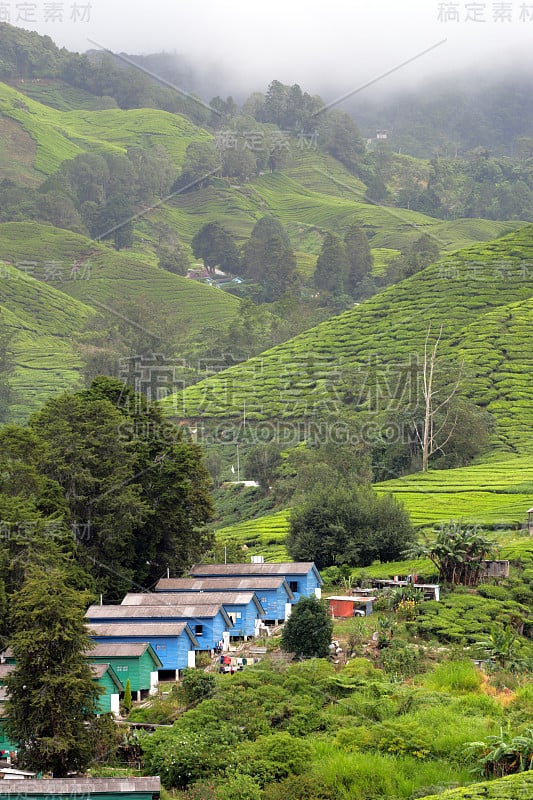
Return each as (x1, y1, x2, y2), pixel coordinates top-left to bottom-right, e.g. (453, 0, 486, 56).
(87, 604, 228, 619)
(0, 777, 160, 795)
(90, 662, 123, 691)
(87, 642, 162, 666)
(189, 562, 323, 582)
(155, 577, 294, 597)
(122, 591, 262, 607)
(327, 596, 376, 602)
(89, 621, 199, 647)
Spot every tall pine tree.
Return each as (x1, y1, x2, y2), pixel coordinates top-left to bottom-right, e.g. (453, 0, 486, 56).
(313, 232, 349, 294)
(344, 224, 373, 296)
(5, 566, 103, 776)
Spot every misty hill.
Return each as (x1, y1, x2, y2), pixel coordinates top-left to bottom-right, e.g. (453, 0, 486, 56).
(349, 73, 533, 159)
(1, 21, 532, 432)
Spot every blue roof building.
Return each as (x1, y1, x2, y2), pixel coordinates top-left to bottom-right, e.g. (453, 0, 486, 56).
(87, 604, 232, 654)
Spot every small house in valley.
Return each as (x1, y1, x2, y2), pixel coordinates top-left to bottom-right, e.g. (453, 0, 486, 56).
(122, 592, 265, 639)
(188, 562, 323, 603)
(155, 576, 294, 623)
(89, 622, 199, 679)
(91, 663, 123, 716)
(87, 642, 162, 700)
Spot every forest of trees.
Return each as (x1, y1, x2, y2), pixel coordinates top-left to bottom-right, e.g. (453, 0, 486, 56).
(0, 376, 214, 612)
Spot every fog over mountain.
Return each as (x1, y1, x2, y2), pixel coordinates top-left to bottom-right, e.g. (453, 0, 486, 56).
(18, 0, 533, 102)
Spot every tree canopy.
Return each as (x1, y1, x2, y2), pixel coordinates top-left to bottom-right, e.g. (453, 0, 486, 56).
(192, 221, 240, 273)
(281, 596, 333, 659)
(0, 377, 214, 601)
(287, 485, 414, 569)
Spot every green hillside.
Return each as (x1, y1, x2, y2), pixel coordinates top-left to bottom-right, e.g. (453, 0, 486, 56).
(0, 222, 240, 332)
(0, 260, 96, 419)
(215, 454, 533, 559)
(374, 454, 533, 527)
(216, 509, 291, 562)
(0, 222, 241, 419)
(160, 152, 524, 259)
(0, 81, 210, 175)
(1, 80, 524, 264)
(163, 225, 533, 452)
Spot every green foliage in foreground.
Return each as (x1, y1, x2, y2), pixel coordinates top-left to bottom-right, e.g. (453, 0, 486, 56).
(419, 770, 533, 799)
(140, 656, 531, 800)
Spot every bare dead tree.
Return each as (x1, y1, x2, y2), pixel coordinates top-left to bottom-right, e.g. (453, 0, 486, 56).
(416, 324, 464, 472)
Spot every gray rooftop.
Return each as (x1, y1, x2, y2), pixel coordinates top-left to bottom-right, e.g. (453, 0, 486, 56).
(87, 604, 230, 620)
(88, 642, 161, 662)
(122, 591, 264, 612)
(0, 777, 160, 795)
(155, 577, 294, 597)
(189, 562, 322, 581)
(89, 621, 199, 646)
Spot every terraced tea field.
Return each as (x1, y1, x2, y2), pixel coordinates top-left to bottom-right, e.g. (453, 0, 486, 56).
(163, 226, 533, 452)
(216, 509, 291, 561)
(215, 455, 533, 562)
(0, 222, 240, 337)
(0, 81, 209, 176)
(0, 260, 95, 419)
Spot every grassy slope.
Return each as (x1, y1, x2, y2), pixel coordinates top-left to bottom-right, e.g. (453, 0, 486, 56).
(0, 222, 240, 420)
(164, 226, 533, 450)
(1, 80, 523, 260)
(0, 222, 240, 333)
(0, 81, 210, 175)
(0, 261, 96, 420)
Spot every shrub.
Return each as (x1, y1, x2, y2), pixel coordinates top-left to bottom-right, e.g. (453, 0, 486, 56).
(181, 668, 216, 704)
(233, 733, 312, 787)
(262, 774, 335, 800)
(123, 679, 132, 714)
(217, 774, 262, 800)
(477, 584, 510, 600)
(381, 641, 425, 679)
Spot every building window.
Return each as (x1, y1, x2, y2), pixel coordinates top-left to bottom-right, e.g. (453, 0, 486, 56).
(195, 624, 203, 636)
(289, 581, 298, 593)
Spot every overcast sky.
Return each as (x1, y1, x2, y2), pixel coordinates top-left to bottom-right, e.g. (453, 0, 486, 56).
(13, 0, 533, 97)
